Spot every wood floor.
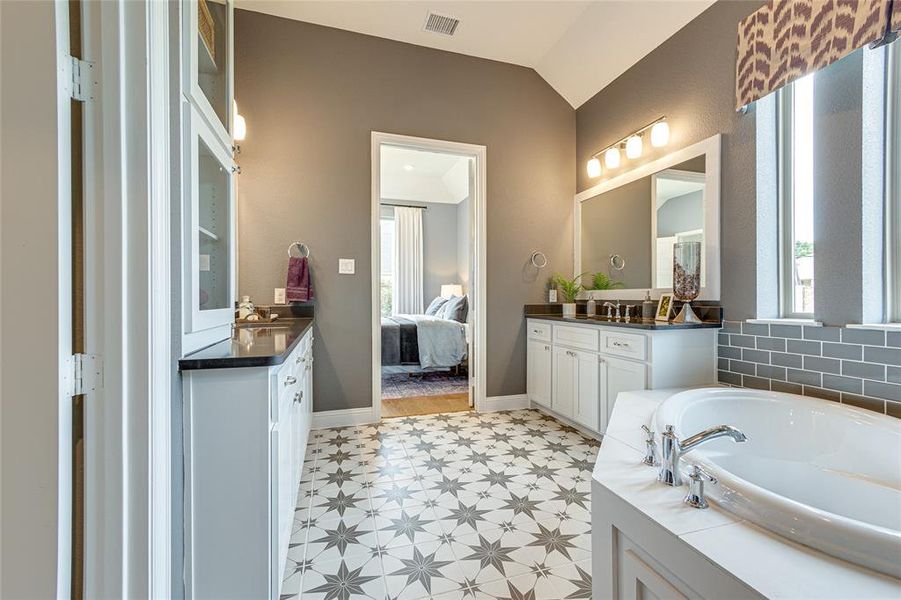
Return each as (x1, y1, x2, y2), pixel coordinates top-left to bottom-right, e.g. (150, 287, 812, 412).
(381, 392, 471, 418)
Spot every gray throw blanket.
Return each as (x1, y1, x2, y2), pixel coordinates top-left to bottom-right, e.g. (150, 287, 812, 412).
(381, 316, 420, 365)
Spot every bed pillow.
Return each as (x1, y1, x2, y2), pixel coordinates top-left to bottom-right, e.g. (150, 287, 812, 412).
(441, 295, 468, 323)
(424, 296, 449, 316)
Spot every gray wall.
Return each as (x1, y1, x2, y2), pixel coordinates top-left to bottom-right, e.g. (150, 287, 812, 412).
(235, 11, 575, 408)
(576, 1, 764, 320)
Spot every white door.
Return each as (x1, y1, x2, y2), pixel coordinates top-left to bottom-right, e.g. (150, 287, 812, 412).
(573, 350, 601, 431)
(552, 347, 576, 418)
(527, 339, 552, 408)
(603, 356, 648, 431)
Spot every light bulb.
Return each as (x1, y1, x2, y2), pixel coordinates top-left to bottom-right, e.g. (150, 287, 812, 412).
(625, 135, 643, 159)
(650, 121, 669, 147)
(587, 157, 602, 178)
(604, 147, 621, 169)
(234, 113, 247, 141)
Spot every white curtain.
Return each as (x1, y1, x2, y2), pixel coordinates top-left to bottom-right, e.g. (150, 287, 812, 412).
(393, 206, 423, 315)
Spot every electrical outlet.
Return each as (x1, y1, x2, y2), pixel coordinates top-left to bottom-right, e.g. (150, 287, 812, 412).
(274, 288, 286, 304)
(199, 254, 211, 272)
(338, 258, 355, 274)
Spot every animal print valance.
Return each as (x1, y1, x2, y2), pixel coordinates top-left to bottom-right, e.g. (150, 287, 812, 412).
(736, 0, 898, 109)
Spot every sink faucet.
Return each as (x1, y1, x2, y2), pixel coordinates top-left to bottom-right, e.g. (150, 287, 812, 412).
(658, 424, 747, 486)
(602, 301, 620, 319)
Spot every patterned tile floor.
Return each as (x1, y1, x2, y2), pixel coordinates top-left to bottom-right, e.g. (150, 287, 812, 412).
(282, 409, 599, 600)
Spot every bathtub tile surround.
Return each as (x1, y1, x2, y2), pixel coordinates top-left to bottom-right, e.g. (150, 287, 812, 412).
(283, 409, 598, 600)
(717, 321, 901, 417)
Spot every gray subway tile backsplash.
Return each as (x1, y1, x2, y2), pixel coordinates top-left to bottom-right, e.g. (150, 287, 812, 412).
(804, 326, 841, 342)
(717, 320, 900, 418)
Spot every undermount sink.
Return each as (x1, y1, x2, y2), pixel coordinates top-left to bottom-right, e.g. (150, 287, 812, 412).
(653, 387, 901, 578)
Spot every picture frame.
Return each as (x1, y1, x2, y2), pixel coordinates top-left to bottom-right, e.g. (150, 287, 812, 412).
(655, 293, 674, 321)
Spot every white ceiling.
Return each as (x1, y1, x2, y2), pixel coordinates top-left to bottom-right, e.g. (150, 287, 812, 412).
(380, 146, 471, 204)
(236, 0, 714, 108)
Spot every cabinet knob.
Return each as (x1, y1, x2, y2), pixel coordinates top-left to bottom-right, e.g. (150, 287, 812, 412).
(294, 391, 301, 404)
(284, 375, 297, 386)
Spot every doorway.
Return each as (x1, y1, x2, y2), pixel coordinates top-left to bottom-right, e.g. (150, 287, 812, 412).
(371, 133, 486, 420)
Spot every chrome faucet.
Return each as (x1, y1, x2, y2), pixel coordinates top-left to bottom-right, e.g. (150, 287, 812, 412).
(658, 424, 747, 486)
(602, 301, 620, 319)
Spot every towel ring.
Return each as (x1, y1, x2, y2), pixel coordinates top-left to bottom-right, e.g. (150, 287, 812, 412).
(609, 254, 626, 271)
(288, 242, 310, 258)
(530, 251, 548, 269)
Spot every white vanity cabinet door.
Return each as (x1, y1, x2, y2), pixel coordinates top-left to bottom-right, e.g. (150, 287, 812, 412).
(527, 339, 552, 408)
(552, 347, 577, 418)
(573, 350, 601, 431)
(603, 356, 647, 430)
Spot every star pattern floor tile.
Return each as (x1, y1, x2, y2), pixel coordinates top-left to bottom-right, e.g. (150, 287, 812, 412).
(282, 409, 599, 600)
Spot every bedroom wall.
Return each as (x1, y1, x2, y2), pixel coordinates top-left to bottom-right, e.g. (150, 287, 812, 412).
(235, 11, 575, 410)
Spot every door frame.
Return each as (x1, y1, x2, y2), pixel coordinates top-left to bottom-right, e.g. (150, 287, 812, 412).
(370, 132, 487, 419)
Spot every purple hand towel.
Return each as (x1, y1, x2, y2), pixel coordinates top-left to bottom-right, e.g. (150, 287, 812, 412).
(286, 256, 313, 302)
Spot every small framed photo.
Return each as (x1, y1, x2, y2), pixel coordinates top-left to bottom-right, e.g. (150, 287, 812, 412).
(656, 293, 674, 322)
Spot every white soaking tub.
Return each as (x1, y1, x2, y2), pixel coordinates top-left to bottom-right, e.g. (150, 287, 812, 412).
(653, 387, 901, 578)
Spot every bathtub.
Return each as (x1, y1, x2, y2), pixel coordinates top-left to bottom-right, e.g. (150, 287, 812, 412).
(653, 387, 901, 579)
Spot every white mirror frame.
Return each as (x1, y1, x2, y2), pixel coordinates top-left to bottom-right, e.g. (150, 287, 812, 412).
(574, 133, 721, 300)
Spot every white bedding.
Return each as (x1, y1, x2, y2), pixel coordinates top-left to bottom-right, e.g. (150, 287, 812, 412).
(395, 314, 467, 368)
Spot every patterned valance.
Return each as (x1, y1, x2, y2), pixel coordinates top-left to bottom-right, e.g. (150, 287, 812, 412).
(736, 0, 898, 109)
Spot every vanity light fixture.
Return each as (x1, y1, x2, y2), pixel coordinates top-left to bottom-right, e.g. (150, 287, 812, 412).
(625, 134, 643, 159)
(585, 116, 668, 178)
(233, 99, 247, 142)
(650, 120, 670, 147)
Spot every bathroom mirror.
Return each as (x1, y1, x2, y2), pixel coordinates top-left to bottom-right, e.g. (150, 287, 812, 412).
(575, 134, 720, 300)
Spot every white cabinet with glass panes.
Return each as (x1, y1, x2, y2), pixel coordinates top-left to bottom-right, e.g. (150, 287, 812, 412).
(179, 0, 237, 351)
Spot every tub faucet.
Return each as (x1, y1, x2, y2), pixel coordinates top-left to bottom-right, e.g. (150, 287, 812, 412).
(658, 424, 747, 486)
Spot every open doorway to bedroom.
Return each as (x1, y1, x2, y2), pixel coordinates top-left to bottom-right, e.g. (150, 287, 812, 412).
(372, 134, 485, 419)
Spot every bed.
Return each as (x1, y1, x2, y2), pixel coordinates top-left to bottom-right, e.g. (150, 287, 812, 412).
(381, 314, 468, 370)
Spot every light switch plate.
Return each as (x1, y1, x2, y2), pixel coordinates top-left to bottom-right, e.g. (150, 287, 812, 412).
(274, 287, 286, 304)
(338, 258, 355, 274)
(199, 254, 211, 272)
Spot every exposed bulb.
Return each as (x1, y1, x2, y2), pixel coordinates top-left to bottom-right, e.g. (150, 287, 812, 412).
(625, 135, 643, 159)
(604, 147, 621, 169)
(587, 157, 602, 178)
(650, 121, 670, 147)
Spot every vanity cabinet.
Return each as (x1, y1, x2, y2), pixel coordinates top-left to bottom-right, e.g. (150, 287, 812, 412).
(526, 318, 716, 435)
(183, 329, 313, 600)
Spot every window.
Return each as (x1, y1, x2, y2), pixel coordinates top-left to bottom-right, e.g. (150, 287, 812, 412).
(380, 217, 395, 316)
(778, 74, 816, 318)
(889, 41, 901, 322)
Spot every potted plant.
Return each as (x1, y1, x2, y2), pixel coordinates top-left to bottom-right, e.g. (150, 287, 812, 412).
(590, 272, 624, 291)
(551, 273, 586, 317)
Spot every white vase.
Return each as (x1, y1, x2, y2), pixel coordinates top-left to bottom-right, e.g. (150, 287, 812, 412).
(562, 303, 576, 318)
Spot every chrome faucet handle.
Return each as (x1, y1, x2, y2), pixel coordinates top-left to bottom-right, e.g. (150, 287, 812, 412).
(602, 302, 615, 319)
(641, 425, 659, 467)
(684, 465, 717, 509)
(625, 305, 636, 321)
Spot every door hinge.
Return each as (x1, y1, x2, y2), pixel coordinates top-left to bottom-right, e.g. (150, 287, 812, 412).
(67, 353, 103, 396)
(66, 55, 95, 102)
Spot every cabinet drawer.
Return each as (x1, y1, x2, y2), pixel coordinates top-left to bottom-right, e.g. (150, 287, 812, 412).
(527, 320, 551, 341)
(554, 324, 600, 352)
(600, 330, 647, 360)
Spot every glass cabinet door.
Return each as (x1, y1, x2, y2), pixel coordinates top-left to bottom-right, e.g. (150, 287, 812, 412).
(184, 0, 233, 144)
(186, 105, 235, 333)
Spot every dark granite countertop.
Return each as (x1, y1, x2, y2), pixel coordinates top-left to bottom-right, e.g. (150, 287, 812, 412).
(179, 318, 314, 370)
(526, 314, 721, 331)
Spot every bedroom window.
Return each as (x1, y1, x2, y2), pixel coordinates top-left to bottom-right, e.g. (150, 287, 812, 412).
(778, 73, 816, 318)
(380, 216, 395, 316)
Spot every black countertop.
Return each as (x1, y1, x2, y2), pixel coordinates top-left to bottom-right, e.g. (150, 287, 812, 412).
(179, 318, 314, 370)
(526, 314, 722, 331)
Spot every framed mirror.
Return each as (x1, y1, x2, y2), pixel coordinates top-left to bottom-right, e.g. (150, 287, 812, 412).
(574, 134, 721, 300)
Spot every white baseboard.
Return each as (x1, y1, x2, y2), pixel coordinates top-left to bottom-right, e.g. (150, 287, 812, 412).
(481, 394, 530, 412)
(312, 406, 378, 429)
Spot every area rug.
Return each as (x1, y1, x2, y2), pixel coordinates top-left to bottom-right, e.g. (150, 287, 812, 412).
(381, 370, 469, 399)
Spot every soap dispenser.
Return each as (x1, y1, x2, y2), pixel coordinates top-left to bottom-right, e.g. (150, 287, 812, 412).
(641, 291, 655, 321)
(586, 295, 596, 317)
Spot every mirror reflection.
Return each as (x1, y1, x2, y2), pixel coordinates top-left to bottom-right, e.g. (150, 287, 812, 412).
(580, 156, 705, 290)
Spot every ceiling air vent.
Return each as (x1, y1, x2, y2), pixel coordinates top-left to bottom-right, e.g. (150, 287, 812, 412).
(423, 12, 460, 37)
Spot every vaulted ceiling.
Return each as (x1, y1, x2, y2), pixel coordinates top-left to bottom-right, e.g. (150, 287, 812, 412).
(236, 0, 715, 108)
